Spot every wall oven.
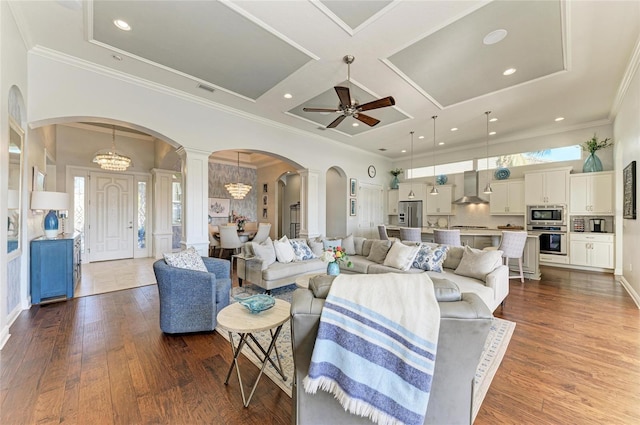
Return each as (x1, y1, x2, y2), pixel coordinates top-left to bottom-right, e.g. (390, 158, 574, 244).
(527, 205, 566, 226)
(528, 225, 567, 255)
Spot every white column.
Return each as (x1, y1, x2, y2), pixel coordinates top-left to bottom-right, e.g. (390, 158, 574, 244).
(151, 169, 174, 258)
(298, 169, 321, 239)
(177, 147, 210, 256)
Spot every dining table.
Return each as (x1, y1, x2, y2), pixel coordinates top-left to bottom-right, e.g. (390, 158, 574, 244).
(213, 230, 256, 243)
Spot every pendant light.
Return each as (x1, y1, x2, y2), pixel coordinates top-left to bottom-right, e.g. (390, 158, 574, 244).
(92, 125, 132, 171)
(225, 152, 252, 199)
(483, 111, 493, 194)
(408, 131, 415, 199)
(430, 116, 439, 195)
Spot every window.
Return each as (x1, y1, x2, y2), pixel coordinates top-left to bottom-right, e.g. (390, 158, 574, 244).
(73, 176, 85, 254)
(408, 160, 473, 179)
(477, 145, 582, 170)
(137, 182, 147, 249)
(172, 179, 182, 225)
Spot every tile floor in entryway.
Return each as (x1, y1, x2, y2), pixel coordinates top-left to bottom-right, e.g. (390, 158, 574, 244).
(75, 257, 157, 297)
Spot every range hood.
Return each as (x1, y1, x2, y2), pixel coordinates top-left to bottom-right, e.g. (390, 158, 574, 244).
(453, 171, 489, 204)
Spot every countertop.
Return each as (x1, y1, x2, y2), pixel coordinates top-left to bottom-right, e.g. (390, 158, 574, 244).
(385, 225, 533, 237)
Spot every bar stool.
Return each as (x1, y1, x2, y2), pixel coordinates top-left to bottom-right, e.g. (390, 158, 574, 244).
(399, 227, 421, 242)
(433, 229, 461, 246)
(485, 231, 528, 282)
(378, 225, 389, 240)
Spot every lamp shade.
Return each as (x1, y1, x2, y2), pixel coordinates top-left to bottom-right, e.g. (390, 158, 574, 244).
(8, 189, 19, 210)
(31, 191, 70, 211)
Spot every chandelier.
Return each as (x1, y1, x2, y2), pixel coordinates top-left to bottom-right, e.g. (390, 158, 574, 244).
(225, 151, 252, 199)
(92, 126, 132, 171)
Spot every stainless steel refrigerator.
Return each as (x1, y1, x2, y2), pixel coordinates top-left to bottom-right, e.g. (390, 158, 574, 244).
(398, 200, 423, 228)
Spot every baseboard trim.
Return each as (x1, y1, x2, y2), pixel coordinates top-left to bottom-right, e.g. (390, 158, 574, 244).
(618, 276, 640, 309)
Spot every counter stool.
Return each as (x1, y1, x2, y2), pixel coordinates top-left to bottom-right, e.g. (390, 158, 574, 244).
(378, 225, 389, 240)
(433, 229, 461, 246)
(484, 231, 528, 283)
(399, 227, 421, 242)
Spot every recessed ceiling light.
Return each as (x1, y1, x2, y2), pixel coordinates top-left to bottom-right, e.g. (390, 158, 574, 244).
(112, 54, 123, 61)
(489, 117, 498, 122)
(489, 131, 496, 136)
(450, 127, 458, 132)
(401, 149, 407, 153)
(283, 93, 292, 99)
(113, 19, 131, 31)
(418, 135, 425, 139)
(438, 142, 445, 146)
(555, 117, 565, 122)
(352, 122, 359, 127)
(483, 29, 508, 45)
(503, 68, 516, 76)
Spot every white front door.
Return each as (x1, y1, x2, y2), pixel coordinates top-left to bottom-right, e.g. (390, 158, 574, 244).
(89, 172, 135, 262)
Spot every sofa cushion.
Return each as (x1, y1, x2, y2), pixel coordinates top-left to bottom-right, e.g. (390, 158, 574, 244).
(383, 240, 420, 271)
(249, 237, 276, 270)
(412, 244, 449, 273)
(442, 245, 465, 270)
(353, 237, 366, 256)
(368, 264, 425, 274)
(342, 256, 376, 274)
(362, 239, 375, 257)
(431, 278, 462, 302)
(309, 274, 337, 299)
(262, 258, 325, 281)
(341, 234, 356, 255)
(290, 239, 317, 261)
(454, 246, 503, 281)
(427, 270, 494, 308)
(274, 236, 296, 263)
(323, 238, 342, 250)
(367, 240, 392, 264)
(163, 247, 207, 272)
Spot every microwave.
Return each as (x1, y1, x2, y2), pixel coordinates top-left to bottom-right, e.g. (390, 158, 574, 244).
(527, 205, 566, 226)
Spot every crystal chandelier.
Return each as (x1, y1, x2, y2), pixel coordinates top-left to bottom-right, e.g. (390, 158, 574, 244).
(225, 152, 252, 200)
(92, 126, 132, 171)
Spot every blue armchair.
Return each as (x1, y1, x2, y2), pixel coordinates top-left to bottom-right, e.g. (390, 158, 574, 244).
(153, 257, 232, 334)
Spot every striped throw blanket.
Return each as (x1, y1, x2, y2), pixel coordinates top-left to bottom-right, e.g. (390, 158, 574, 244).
(303, 273, 441, 425)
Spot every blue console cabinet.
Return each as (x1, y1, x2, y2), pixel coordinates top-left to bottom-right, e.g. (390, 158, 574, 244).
(30, 233, 81, 304)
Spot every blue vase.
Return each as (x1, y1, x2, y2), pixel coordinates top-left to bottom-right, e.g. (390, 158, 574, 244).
(43, 209, 59, 238)
(583, 152, 603, 173)
(391, 175, 400, 189)
(327, 261, 340, 276)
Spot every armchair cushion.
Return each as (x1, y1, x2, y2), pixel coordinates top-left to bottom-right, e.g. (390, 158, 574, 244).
(163, 247, 206, 272)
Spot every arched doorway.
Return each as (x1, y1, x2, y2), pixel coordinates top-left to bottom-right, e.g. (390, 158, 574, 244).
(326, 167, 347, 237)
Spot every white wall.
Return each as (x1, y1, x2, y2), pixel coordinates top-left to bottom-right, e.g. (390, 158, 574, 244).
(613, 49, 640, 305)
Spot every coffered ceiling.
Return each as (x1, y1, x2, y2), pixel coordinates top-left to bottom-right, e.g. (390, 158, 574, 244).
(8, 0, 640, 159)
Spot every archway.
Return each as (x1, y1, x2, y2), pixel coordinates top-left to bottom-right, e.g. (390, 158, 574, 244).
(326, 166, 347, 238)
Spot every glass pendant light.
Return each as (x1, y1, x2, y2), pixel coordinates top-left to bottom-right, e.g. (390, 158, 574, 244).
(408, 131, 415, 199)
(430, 115, 439, 195)
(483, 111, 493, 194)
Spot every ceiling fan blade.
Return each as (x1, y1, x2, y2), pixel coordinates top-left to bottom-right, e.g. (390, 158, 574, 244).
(358, 96, 396, 111)
(303, 107, 340, 113)
(327, 115, 347, 128)
(335, 86, 352, 108)
(355, 113, 380, 127)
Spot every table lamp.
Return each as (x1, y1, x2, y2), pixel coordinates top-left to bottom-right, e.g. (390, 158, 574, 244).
(30, 191, 70, 239)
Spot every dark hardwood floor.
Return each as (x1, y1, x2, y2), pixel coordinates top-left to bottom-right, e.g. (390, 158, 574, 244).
(1, 266, 639, 424)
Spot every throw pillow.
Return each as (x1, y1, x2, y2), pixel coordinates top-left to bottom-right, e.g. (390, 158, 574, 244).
(366, 240, 392, 264)
(249, 237, 276, 270)
(341, 234, 356, 255)
(322, 238, 342, 250)
(361, 239, 375, 257)
(454, 246, 503, 281)
(442, 245, 465, 270)
(273, 236, 296, 263)
(307, 239, 325, 257)
(353, 236, 366, 256)
(163, 247, 207, 272)
(383, 240, 420, 271)
(290, 239, 317, 261)
(412, 244, 449, 273)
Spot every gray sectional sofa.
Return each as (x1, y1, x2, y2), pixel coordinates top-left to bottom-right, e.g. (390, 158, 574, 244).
(237, 235, 509, 312)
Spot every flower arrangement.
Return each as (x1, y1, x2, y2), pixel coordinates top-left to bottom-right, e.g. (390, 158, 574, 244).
(582, 134, 613, 154)
(233, 214, 249, 225)
(390, 168, 404, 177)
(320, 246, 353, 268)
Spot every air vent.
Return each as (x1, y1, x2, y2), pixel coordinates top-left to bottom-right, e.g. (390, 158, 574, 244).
(317, 126, 326, 131)
(196, 83, 215, 93)
(378, 148, 387, 151)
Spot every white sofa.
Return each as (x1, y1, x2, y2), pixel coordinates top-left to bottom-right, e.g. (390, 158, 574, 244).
(237, 236, 509, 312)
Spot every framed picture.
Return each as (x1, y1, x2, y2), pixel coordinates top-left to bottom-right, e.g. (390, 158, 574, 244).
(208, 197, 230, 218)
(263, 194, 268, 206)
(33, 166, 45, 191)
(350, 178, 357, 197)
(623, 161, 636, 219)
(349, 198, 357, 216)
(263, 183, 268, 193)
(262, 208, 268, 219)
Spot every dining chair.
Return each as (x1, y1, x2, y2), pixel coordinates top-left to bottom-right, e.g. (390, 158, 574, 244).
(209, 224, 220, 257)
(484, 231, 528, 282)
(244, 221, 258, 232)
(219, 225, 244, 258)
(399, 227, 421, 242)
(378, 225, 389, 241)
(252, 222, 272, 243)
(433, 229, 462, 246)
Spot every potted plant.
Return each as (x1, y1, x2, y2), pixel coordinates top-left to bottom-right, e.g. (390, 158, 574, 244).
(389, 168, 404, 189)
(582, 134, 613, 172)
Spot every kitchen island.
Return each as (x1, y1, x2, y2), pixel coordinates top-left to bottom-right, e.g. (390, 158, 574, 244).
(386, 225, 541, 280)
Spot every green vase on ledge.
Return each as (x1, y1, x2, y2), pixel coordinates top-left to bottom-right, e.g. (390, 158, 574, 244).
(391, 175, 400, 189)
(583, 152, 603, 173)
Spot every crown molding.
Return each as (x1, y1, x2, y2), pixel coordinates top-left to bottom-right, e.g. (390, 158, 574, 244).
(610, 35, 640, 120)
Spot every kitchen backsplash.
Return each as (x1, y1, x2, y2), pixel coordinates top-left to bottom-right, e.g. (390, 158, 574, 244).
(388, 203, 525, 229)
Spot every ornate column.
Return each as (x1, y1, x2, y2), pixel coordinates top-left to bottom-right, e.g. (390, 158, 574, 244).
(298, 168, 321, 239)
(177, 147, 210, 256)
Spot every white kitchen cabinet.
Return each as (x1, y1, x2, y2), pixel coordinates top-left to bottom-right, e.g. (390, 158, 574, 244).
(398, 182, 426, 203)
(569, 233, 614, 269)
(525, 168, 570, 205)
(387, 189, 399, 215)
(490, 180, 524, 215)
(569, 172, 614, 215)
(426, 185, 454, 215)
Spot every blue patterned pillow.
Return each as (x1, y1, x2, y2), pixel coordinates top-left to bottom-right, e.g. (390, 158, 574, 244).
(412, 244, 449, 273)
(290, 239, 317, 261)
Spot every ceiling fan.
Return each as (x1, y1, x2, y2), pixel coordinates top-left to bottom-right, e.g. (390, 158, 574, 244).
(303, 55, 396, 129)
